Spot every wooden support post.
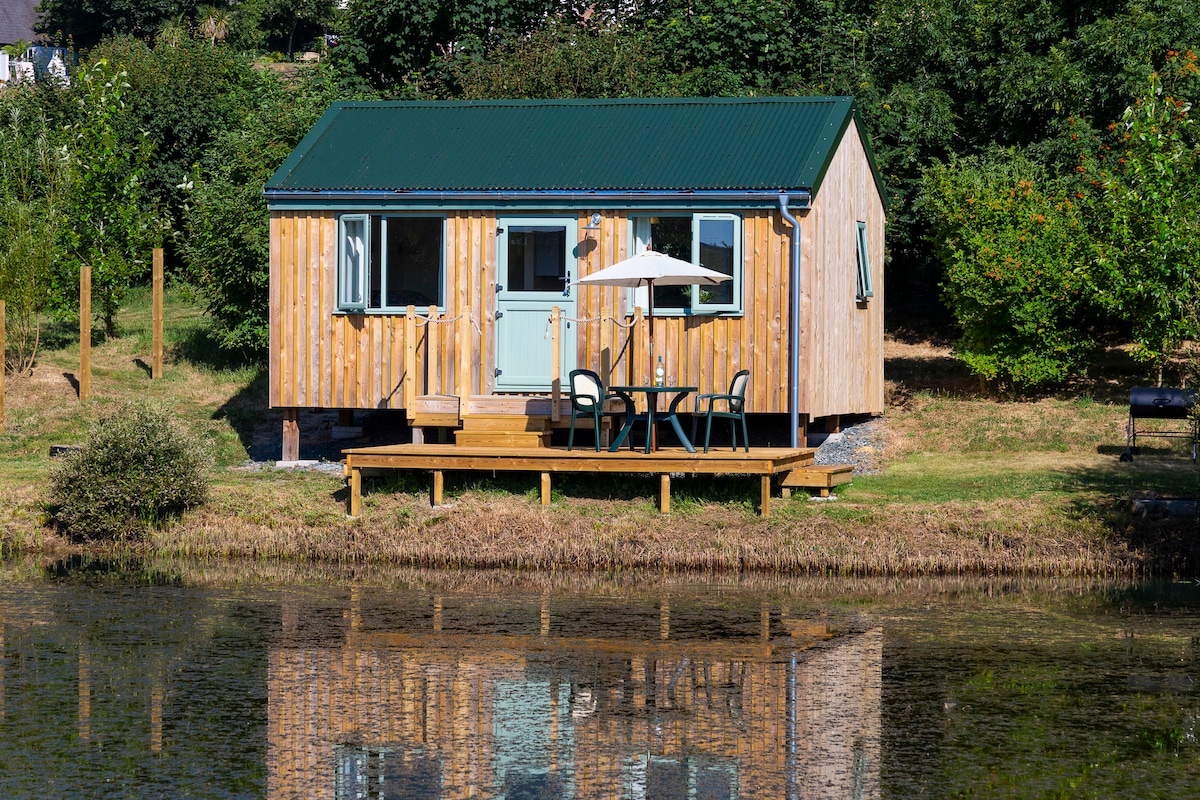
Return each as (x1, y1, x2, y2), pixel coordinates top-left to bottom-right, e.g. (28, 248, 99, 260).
(0, 299, 5, 433)
(541, 472, 551, 505)
(760, 475, 772, 518)
(151, 247, 163, 379)
(282, 408, 300, 462)
(79, 264, 91, 401)
(404, 306, 417, 413)
(349, 467, 362, 518)
(431, 470, 444, 506)
(781, 487, 792, 500)
(550, 306, 561, 422)
(427, 305, 439, 395)
(660, 473, 671, 514)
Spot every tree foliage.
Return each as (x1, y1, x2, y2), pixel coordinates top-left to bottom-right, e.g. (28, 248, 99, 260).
(1084, 51, 1200, 381)
(60, 59, 163, 338)
(0, 88, 71, 374)
(181, 64, 349, 352)
(36, 0, 200, 49)
(925, 151, 1094, 387)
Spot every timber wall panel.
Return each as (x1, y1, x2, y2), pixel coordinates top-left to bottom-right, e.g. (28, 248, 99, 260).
(271, 178, 882, 418)
(802, 120, 886, 419)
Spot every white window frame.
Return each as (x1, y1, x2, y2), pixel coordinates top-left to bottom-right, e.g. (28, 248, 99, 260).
(338, 214, 369, 311)
(855, 220, 873, 303)
(629, 212, 743, 315)
(336, 213, 446, 313)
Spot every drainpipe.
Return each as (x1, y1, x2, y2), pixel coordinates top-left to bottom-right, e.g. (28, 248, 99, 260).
(779, 194, 802, 449)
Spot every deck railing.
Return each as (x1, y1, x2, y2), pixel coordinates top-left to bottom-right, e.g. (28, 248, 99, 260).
(400, 304, 647, 419)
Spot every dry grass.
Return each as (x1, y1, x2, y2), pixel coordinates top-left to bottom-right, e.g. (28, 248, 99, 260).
(4, 297, 1200, 576)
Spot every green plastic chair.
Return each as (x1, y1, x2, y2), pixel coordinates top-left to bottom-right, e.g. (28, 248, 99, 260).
(692, 370, 750, 453)
(567, 369, 630, 451)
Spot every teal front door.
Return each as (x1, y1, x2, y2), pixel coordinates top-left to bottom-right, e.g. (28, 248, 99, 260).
(495, 218, 577, 391)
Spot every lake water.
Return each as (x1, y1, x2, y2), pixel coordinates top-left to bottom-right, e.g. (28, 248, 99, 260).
(0, 560, 1197, 799)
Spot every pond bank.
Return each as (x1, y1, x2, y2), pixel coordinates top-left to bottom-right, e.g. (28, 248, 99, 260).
(14, 472, 1188, 578)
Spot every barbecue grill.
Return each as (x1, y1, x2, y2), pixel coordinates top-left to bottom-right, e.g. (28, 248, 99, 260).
(1121, 386, 1199, 462)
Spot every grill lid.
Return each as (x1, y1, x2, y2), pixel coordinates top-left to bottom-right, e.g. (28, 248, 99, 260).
(1129, 387, 1197, 419)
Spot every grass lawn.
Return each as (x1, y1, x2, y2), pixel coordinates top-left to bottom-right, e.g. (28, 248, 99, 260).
(3, 290, 1199, 575)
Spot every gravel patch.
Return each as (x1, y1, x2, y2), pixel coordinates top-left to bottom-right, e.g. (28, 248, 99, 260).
(812, 418, 887, 474)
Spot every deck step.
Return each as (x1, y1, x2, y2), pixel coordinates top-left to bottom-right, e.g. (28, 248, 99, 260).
(453, 430, 553, 448)
(461, 414, 551, 433)
(466, 395, 571, 417)
(782, 464, 853, 497)
(411, 394, 461, 427)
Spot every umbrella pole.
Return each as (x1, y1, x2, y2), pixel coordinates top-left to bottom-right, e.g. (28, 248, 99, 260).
(647, 279, 657, 451)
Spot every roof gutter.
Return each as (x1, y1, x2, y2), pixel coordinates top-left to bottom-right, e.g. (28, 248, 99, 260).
(263, 188, 811, 208)
(778, 193, 803, 449)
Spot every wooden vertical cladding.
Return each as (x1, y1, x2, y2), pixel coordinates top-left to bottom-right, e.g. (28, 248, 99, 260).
(270, 210, 499, 410)
(270, 149, 885, 418)
(802, 120, 886, 419)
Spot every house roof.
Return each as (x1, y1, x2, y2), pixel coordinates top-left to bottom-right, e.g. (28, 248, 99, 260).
(266, 96, 885, 206)
(0, 0, 38, 46)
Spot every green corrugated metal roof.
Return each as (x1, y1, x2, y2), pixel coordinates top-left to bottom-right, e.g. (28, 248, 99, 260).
(267, 96, 883, 201)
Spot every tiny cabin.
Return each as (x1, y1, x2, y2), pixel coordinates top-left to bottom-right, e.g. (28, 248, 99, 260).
(265, 97, 885, 456)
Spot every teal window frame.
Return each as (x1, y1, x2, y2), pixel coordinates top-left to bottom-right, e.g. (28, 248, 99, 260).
(628, 212, 743, 316)
(336, 213, 446, 313)
(855, 220, 873, 303)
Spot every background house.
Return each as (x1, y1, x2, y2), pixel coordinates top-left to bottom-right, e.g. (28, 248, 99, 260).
(0, 0, 38, 47)
(266, 97, 885, 454)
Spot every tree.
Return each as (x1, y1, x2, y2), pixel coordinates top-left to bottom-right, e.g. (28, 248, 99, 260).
(925, 150, 1094, 388)
(88, 35, 257, 246)
(1085, 52, 1200, 383)
(37, 0, 200, 49)
(197, 5, 232, 45)
(60, 59, 163, 338)
(181, 64, 349, 352)
(0, 89, 71, 374)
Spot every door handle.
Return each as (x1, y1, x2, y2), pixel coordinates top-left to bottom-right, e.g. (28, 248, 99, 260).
(495, 311, 504, 320)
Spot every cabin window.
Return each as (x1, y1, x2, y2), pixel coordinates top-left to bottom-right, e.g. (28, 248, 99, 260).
(855, 220, 873, 303)
(337, 214, 445, 312)
(630, 213, 742, 315)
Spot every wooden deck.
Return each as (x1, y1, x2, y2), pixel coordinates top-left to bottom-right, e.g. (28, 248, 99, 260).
(342, 444, 823, 517)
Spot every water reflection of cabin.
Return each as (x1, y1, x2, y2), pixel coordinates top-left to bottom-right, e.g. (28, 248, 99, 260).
(265, 97, 885, 454)
(267, 596, 882, 799)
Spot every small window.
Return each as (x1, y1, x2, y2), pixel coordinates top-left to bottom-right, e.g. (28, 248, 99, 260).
(855, 220, 873, 303)
(630, 213, 742, 314)
(338, 214, 445, 312)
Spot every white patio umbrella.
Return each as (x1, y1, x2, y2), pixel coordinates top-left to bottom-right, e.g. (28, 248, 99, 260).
(576, 250, 731, 375)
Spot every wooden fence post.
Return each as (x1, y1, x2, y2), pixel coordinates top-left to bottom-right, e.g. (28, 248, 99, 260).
(79, 264, 91, 401)
(152, 247, 163, 379)
(456, 309, 471, 401)
(551, 306, 561, 422)
(427, 305, 439, 395)
(404, 305, 416, 412)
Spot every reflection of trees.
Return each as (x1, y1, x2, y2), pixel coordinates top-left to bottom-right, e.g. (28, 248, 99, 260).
(0, 563, 274, 796)
(882, 589, 1200, 796)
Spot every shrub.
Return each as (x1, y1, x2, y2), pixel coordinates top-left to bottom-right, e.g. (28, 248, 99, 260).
(923, 150, 1095, 388)
(49, 403, 212, 540)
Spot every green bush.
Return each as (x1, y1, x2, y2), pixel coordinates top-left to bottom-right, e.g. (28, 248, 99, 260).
(49, 403, 212, 540)
(923, 150, 1095, 388)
